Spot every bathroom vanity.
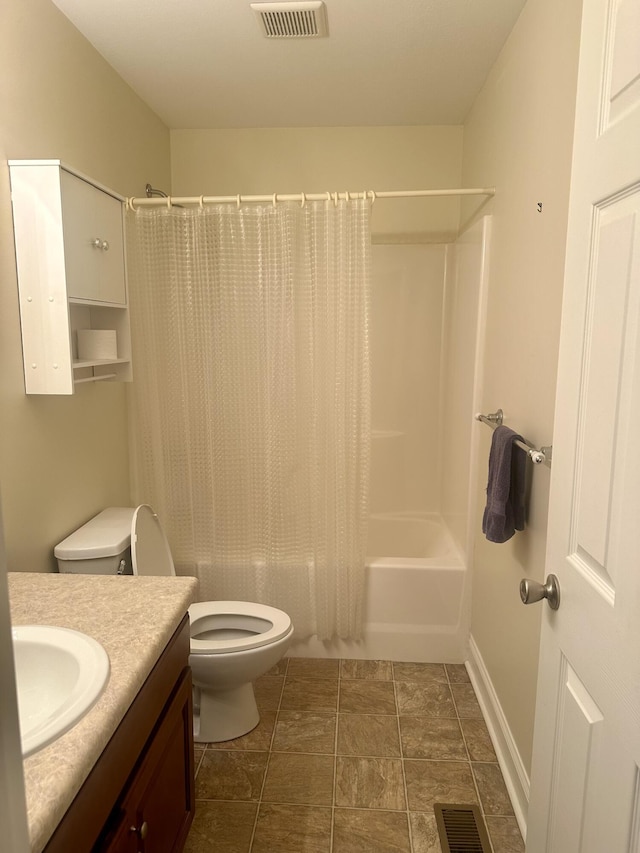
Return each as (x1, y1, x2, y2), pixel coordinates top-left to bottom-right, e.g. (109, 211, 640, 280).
(8, 572, 198, 853)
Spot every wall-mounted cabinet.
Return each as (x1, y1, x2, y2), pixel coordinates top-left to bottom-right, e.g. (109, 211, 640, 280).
(9, 160, 132, 394)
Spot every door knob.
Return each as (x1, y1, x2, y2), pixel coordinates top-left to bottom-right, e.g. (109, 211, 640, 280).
(520, 574, 560, 610)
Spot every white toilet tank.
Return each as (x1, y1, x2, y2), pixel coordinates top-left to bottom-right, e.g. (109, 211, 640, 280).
(55, 507, 135, 574)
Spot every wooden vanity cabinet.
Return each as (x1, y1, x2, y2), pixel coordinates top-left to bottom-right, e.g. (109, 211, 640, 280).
(98, 671, 193, 853)
(44, 616, 194, 853)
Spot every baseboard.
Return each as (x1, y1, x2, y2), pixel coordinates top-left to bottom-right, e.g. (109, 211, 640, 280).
(466, 634, 529, 839)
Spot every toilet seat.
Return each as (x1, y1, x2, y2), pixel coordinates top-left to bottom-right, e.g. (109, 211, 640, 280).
(131, 505, 176, 576)
(130, 505, 293, 656)
(189, 601, 292, 655)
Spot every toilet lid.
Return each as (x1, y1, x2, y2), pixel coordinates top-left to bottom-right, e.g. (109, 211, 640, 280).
(189, 601, 293, 654)
(131, 505, 176, 577)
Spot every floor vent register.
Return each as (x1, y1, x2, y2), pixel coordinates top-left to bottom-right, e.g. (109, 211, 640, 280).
(434, 803, 493, 853)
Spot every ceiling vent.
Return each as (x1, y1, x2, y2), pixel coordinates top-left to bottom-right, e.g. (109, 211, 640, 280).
(251, 1, 329, 38)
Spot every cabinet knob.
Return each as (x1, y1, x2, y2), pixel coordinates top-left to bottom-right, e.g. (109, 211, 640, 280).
(101, 240, 110, 251)
(92, 238, 102, 249)
(130, 820, 148, 839)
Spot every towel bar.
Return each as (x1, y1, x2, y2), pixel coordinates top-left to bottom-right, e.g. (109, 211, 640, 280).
(475, 409, 552, 467)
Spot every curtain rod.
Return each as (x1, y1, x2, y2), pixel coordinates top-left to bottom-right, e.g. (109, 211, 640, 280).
(126, 187, 495, 210)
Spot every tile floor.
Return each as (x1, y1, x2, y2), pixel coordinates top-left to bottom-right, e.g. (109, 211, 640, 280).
(184, 658, 525, 853)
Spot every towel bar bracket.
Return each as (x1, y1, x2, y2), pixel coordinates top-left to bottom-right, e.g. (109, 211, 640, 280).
(475, 409, 552, 468)
(479, 408, 503, 426)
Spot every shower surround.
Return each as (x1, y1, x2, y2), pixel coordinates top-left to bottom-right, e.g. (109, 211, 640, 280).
(290, 217, 491, 662)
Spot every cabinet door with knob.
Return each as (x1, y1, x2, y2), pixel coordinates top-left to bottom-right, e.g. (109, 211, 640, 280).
(60, 168, 126, 305)
(99, 670, 195, 853)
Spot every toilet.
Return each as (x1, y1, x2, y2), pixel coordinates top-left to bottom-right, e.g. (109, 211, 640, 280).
(54, 506, 294, 743)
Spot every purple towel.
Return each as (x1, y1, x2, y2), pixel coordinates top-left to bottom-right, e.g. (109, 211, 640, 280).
(482, 425, 527, 543)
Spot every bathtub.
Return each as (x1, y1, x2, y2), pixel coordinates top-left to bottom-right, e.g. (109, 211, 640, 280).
(289, 513, 468, 663)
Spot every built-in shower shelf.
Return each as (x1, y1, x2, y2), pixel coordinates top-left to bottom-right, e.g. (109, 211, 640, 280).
(371, 429, 404, 439)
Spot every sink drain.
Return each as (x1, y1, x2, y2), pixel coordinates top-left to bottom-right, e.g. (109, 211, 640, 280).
(434, 804, 492, 853)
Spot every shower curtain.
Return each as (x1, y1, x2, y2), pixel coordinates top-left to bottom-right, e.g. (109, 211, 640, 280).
(126, 198, 371, 639)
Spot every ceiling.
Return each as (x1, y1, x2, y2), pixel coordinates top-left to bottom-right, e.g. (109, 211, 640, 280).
(50, 0, 527, 129)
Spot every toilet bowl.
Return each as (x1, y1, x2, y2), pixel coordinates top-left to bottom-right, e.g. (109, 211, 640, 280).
(189, 600, 293, 741)
(54, 505, 294, 743)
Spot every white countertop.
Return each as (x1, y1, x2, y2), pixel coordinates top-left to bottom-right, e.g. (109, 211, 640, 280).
(8, 572, 199, 853)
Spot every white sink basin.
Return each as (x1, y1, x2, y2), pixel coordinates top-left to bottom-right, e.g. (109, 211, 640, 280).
(12, 625, 110, 757)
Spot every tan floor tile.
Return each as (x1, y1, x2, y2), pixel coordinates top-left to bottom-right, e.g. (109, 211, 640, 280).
(445, 663, 470, 683)
(338, 713, 401, 757)
(339, 680, 397, 714)
(392, 662, 447, 683)
(252, 803, 332, 853)
(262, 752, 335, 805)
(335, 756, 406, 810)
(188, 658, 512, 853)
(472, 763, 515, 815)
(209, 710, 276, 751)
(485, 816, 526, 852)
(333, 808, 411, 852)
(196, 750, 268, 801)
(399, 716, 466, 760)
(280, 676, 339, 712)
(287, 657, 340, 679)
(460, 718, 497, 762)
(404, 760, 478, 811)
(253, 676, 284, 711)
(184, 801, 257, 853)
(395, 682, 455, 717)
(451, 683, 484, 718)
(265, 659, 289, 676)
(272, 711, 336, 753)
(409, 812, 443, 853)
(341, 659, 393, 680)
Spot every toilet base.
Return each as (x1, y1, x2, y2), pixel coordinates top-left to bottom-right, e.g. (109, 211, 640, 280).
(194, 681, 260, 743)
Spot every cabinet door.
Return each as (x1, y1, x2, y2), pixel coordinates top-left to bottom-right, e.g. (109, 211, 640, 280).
(100, 670, 195, 853)
(61, 170, 126, 305)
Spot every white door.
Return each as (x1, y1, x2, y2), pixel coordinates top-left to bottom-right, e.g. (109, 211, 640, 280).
(526, 0, 640, 850)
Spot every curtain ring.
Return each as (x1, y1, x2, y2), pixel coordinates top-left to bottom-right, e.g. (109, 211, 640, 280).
(333, 191, 338, 207)
(325, 192, 331, 203)
(199, 195, 205, 209)
(368, 190, 377, 205)
(236, 194, 242, 209)
(345, 191, 349, 202)
(300, 192, 306, 208)
(127, 197, 138, 212)
(166, 196, 172, 209)
(272, 193, 278, 207)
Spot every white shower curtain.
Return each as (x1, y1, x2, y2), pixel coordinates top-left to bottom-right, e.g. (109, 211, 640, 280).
(126, 199, 371, 639)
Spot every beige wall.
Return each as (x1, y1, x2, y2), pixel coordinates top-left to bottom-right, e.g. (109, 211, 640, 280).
(171, 126, 463, 240)
(462, 0, 583, 774)
(0, 0, 170, 572)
